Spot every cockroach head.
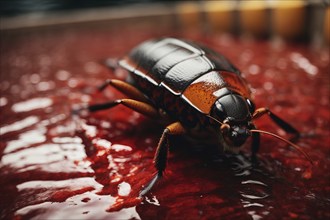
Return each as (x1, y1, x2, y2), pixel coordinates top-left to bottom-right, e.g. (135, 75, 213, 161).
(220, 119, 251, 147)
(210, 93, 254, 147)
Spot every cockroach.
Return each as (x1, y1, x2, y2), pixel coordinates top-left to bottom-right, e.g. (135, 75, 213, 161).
(81, 38, 313, 196)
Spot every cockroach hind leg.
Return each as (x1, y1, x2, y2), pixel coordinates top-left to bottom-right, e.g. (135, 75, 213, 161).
(139, 173, 162, 197)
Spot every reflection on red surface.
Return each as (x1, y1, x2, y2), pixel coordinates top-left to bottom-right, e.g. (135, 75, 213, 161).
(0, 25, 329, 219)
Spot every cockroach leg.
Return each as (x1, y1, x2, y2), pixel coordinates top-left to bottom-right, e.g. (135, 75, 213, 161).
(99, 79, 150, 104)
(248, 123, 260, 164)
(251, 130, 260, 164)
(140, 122, 185, 197)
(253, 107, 300, 139)
(88, 98, 159, 118)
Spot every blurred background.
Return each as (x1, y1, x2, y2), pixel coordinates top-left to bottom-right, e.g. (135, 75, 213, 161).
(1, 0, 329, 45)
(1, 1, 330, 219)
(0, 0, 172, 16)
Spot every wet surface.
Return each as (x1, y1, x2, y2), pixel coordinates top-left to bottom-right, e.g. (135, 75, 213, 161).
(1, 24, 329, 219)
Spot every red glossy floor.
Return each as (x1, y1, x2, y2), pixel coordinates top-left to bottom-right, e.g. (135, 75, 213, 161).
(1, 24, 329, 219)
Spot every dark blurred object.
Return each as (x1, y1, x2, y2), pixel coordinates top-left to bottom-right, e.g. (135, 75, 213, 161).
(0, 0, 177, 16)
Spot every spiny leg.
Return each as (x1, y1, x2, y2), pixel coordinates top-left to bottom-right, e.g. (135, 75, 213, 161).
(252, 107, 299, 140)
(88, 98, 158, 118)
(140, 122, 186, 197)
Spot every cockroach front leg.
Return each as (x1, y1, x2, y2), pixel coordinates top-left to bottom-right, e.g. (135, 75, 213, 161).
(253, 107, 300, 140)
(250, 124, 260, 164)
(140, 122, 186, 197)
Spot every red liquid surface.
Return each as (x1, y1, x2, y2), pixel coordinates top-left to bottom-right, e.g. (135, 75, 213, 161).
(1, 23, 329, 220)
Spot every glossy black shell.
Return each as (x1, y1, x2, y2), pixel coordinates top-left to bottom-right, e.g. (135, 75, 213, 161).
(119, 38, 252, 129)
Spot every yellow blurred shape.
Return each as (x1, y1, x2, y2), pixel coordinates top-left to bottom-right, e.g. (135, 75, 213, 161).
(176, 2, 201, 29)
(271, 0, 306, 40)
(240, 0, 269, 37)
(203, 1, 236, 33)
(325, 7, 330, 44)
